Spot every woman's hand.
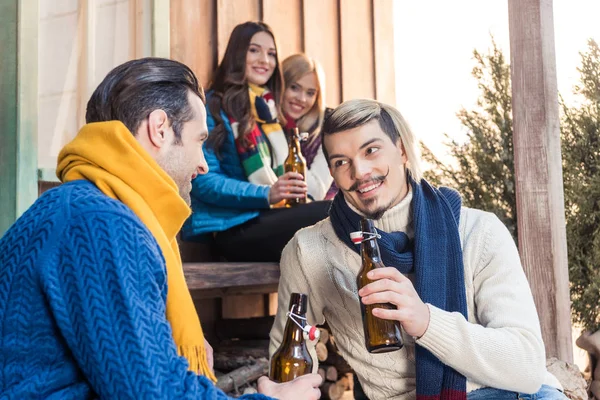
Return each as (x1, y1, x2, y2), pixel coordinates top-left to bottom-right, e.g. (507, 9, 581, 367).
(268, 172, 308, 205)
(358, 267, 430, 338)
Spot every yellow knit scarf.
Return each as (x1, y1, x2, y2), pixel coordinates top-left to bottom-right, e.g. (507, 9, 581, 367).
(56, 121, 216, 382)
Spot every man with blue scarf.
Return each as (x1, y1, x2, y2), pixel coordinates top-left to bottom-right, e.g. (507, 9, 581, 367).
(269, 99, 567, 400)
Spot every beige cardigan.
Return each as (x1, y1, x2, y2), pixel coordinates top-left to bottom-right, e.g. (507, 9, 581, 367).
(269, 190, 561, 399)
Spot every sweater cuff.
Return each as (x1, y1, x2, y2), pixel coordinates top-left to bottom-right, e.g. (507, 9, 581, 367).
(415, 304, 460, 360)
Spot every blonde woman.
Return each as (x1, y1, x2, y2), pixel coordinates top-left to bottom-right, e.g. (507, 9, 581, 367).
(282, 54, 335, 200)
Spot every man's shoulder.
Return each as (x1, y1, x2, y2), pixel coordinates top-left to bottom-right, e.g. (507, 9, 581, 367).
(460, 207, 505, 234)
(292, 217, 335, 246)
(459, 206, 513, 256)
(284, 217, 341, 264)
(56, 180, 137, 218)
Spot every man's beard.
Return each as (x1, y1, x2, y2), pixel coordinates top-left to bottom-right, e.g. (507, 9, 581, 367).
(362, 204, 390, 220)
(156, 149, 192, 206)
(179, 183, 192, 206)
(342, 167, 392, 220)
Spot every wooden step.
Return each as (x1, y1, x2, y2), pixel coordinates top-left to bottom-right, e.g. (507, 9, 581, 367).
(183, 262, 280, 298)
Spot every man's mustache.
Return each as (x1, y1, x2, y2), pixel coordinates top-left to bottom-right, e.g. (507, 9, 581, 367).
(343, 167, 390, 192)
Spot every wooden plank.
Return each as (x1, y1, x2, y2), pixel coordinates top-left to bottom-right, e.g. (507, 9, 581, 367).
(339, 0, 374, 101)
(183, 262, 280, 290)
(261, 0, 303, 59)
(303, 0, 341, 106)
(507, 0, 572, 362)
(222, 294, 266, 319)
(193, 297, 221, 343)
(190, 283, 279, 300)
(38, 168, 60, 183)
(170, 0, 216, 88)
(0, 0, 38, 236)
(17, 0, 39, 218)
(216, 0, 260, 63)
(131, 0, 152, 58)
(152, 0, 170, 57)
(372, 0, 395, 105)
(0, 0, 18, 236)
(216, 316, 275, 340)
(77, 0, 95, 129)
(268, 292, 278, 316)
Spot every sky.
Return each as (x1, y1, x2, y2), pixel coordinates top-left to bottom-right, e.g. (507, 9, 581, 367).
(394, 0, 600, 162)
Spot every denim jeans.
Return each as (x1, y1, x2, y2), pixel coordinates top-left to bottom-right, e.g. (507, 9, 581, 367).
(467, 385, 568, 399)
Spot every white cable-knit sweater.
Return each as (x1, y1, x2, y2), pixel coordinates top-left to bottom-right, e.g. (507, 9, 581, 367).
(269, 190, 561, 399)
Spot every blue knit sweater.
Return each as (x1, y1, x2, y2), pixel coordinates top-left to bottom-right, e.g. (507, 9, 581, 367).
(0, 180, 270, 400)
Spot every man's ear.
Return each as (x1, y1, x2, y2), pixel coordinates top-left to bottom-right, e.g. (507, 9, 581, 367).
(146, 109, 170, 149)
(397, 140, 408, 164)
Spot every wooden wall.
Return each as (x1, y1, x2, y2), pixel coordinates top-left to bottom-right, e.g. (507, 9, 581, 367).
(170, 0, 397, 108)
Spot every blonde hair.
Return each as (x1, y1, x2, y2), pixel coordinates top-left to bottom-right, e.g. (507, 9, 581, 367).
(282, 54, 326, 144)
(321, 99, 423, 182)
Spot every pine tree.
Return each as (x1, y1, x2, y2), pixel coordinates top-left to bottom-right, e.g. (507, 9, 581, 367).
(422, 39, 517, 239)
(561, 39, 600, 332)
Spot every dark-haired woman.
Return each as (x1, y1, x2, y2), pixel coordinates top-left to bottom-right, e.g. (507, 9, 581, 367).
(182, 21, 331, 262)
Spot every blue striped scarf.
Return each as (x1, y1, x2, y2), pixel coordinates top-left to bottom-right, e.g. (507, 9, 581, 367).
(329, 178, 467, 399)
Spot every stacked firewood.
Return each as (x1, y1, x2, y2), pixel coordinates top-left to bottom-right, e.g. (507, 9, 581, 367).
(315, 326, 354, 400)
(214, 338, 271, 396)
(213, 317, 354, 399)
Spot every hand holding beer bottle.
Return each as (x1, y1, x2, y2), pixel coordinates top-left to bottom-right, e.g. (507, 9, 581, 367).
(357, 218, 431, 341)
(270, 292, 317, 382)
(355, 218, 403, 353)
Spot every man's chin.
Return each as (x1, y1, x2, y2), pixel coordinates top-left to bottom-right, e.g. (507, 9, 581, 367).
(354, 196, 393, 220)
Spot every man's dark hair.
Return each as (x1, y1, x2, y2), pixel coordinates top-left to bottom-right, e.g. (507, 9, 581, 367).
(86, 57, 204, 143)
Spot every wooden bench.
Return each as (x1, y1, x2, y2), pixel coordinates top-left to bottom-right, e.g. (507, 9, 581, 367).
(183, 262, 280, 299)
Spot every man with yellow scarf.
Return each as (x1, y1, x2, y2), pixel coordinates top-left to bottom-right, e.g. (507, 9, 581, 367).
(0, 58, 321, 399)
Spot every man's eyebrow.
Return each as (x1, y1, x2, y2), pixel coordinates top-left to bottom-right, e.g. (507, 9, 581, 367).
(328, 138, 383, 160)
(359, 138, 383, 150)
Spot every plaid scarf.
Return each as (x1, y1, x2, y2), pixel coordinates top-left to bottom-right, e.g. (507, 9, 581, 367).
(230, 84, 287, 185)
(329, 177, 467, 399)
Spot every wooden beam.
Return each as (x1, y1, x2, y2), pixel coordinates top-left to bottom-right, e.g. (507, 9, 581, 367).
(130, 0, 153, 59)
(0, 0, 38, 236)
(302, 0, 341, 106)
(372, 0, 396, 105)
(184, 262, 280, 290)
(261, 0, 303, 58)
(339, 0, 375, 101)
(77, 0, 96, 129)
(507, 0, 572, 362)
(216, 0, 260, 63)
(152, 0, 170, 58)
(170, 0, 216, 88)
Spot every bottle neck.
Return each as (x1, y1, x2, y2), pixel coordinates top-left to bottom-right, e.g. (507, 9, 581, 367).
(282, 293, 308, 344)
(288, 128, 302, 153)
(360, 219, 382, 261)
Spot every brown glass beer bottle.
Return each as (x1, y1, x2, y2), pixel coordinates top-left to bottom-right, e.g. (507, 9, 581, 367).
(284, 128, 307, 207)
(269, 293, 314, 382)
(357, 218, 403, 353)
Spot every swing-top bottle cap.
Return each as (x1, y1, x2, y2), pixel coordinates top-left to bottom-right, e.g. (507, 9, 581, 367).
(350, 231, 363, 245)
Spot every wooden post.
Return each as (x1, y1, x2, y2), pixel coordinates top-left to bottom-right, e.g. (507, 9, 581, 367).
(0, 0, 38, 236)
(507, 0, 572, 362)
(152, 0, 170, 58)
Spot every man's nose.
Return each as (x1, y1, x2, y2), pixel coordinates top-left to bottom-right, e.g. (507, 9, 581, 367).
(197, 154, 209, 175)
(352, 159, 371, 181)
